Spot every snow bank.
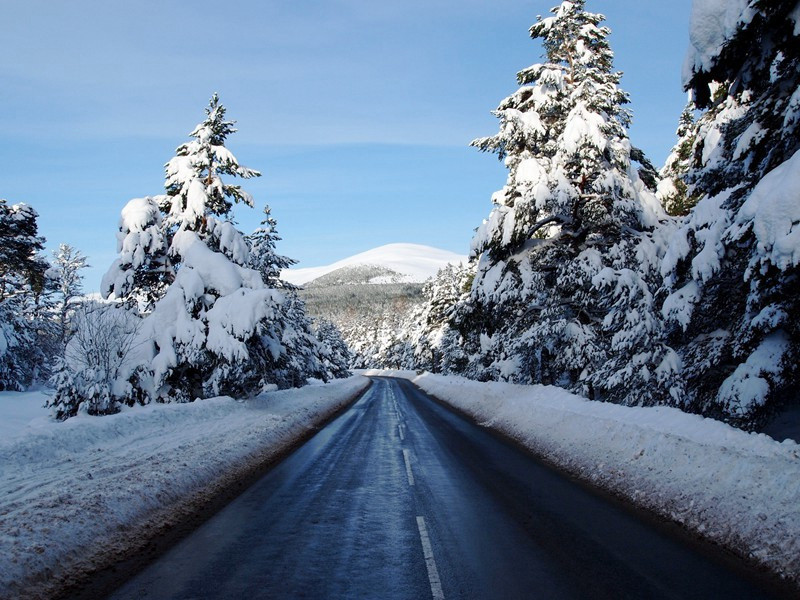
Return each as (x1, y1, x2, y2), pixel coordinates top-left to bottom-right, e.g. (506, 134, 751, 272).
(367, 370, 800, 583)
(0, 376, 370, 600)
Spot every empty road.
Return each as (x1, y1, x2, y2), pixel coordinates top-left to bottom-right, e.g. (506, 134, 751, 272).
(108, 377, 784, 599)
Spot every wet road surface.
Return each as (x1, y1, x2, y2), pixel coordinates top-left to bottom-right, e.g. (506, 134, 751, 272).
(108, 377, 784, 599)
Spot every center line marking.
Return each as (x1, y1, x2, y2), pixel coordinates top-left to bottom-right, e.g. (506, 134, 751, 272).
(416, 516, 445, 600)
(403, 449, 415, 486)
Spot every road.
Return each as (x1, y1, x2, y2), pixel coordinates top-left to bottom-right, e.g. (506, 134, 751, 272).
(108, 377, 783, 599)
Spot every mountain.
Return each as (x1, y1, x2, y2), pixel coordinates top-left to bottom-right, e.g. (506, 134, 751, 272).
(282, 243, 466, 287)
(285, 244, 467, 368)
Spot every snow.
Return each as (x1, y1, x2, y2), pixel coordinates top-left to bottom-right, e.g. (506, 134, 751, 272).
(366, 370, 800, 583)
(281, 243, 466, 286)
(683, 0, 755, 83)
(0, 390, 51, 441)
(731, 149, 800, 271)
(0, 376, 370, 599)
(791, 2, 800, 36)
(717, 332, 790, 414)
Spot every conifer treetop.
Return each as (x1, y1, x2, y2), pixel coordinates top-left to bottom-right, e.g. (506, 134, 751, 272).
(470, 0, 660, 260)
(164, 94, 261, 233)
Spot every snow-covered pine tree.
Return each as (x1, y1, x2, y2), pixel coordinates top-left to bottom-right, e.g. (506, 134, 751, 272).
(657, 100, 701, 216)
(48, 243, 89, 347)
(659, 0, 800, 426)
(410, 262, 473, 374)
(102, 196, 170, 311)
(141, 95, 291, 400)
(0, 200, 49, 390)
(87, 94, 345, 412)
(456, 1, 670, 402)
(163, 93, 260, 242)
(314, 318, 352, 380)
(246, 204, 297, 289)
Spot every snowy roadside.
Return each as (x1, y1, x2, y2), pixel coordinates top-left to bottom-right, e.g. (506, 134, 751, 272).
(0, 376, 370, 600)
(365, 370, 800, 585)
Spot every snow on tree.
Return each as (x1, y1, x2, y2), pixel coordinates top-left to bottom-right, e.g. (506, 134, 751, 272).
(48, 243, 89, 347)
(657, 99, 701, 216)
(102, 196, 170, 311)
(314, 318, 352, 380)
(246, 204, 297, 289)
(0, 199, 49, 390)
(47, 94, 347, 418)
(47, 301, 146, 419)
(163, 93, 260, 239)
(454, 1, 673, 405)
(660, 0, 800, 425)
(409, 262, 473, 374)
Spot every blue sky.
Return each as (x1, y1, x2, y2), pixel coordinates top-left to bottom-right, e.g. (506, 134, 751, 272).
(2, 0, 693, 290)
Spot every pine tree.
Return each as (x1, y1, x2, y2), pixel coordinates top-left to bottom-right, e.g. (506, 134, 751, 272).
(87, 94, 343, 413)
(314, 319, 352, 379)
(659, 0, 800, 425)
(455, 1, 669, 402)
(102, 196, 170, 311)
(0, 200, 49, 390)
(471, 0, 660, 258)
(246, 205, 297, 289)
(410, 263, 473, 373)
(657, 100, 701, 216)
(49, 243, 89, 347)
(163, 93, 260, 240)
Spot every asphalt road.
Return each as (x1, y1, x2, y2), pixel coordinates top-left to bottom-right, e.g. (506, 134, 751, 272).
(107, 377, 784, 599)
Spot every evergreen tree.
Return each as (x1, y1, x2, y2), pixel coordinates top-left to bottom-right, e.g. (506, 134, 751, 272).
(246, 205, 297, 289)
(454, 1, 670, 403)
(659, 0, 800, 425)
(410, 263, 473, 374)
(314, 318, 352, 380)
(657, 100, 701, 216)
(163, 93, 260, 240)
(76, 94, 345, 415)
(0, 200, 49, 390)
(470, 0, 659, 258)
(102, 196, 170, 311)
(49, 243, 89, 347)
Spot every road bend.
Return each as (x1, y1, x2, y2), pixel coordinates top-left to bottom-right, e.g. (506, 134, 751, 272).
(107, 376, 785, 599)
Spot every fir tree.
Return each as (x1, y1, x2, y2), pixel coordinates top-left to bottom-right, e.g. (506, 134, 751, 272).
(455, 1, 670, 403)
(0, 200, 49, 390)
(163, 93, 260, 239)
(102, 196, 170, 311)
(87, 94, 345, 414)
(246, 205, 297, 289)
(659, 0, 800, 425)
(314, 319, 352, 379)
(49, 243, 89, 347)
(657, 100, 700, 216)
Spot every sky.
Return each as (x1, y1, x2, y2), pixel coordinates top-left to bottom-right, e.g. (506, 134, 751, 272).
(2, 0, 693, 291)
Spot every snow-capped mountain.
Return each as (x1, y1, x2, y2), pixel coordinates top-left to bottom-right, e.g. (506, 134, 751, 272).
(282, 243, 466, 287)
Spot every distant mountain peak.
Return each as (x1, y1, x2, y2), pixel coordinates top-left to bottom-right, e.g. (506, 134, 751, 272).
(282, 243, 466, 286)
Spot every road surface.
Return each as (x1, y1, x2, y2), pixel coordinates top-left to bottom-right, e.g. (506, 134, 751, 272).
(108, 377, 784, 599)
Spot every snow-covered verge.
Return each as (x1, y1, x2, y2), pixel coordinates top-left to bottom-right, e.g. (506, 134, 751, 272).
(0, 376, 370, 600)
(366, 370, 800, 585)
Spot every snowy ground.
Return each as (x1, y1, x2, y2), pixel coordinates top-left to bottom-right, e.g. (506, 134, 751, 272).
(365, 370, 800, 585)
(0, 376, 370, 600)
(0, 390, 53, 442)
